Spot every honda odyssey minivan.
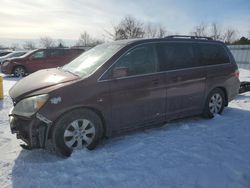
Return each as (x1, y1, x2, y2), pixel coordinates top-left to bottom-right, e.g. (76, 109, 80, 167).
(9, 36, 240, 156)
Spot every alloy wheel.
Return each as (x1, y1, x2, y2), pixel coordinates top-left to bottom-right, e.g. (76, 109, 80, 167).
(63, 119, 95, 149)
(209, 93, 223, 114)
(14, 67, 25, 77)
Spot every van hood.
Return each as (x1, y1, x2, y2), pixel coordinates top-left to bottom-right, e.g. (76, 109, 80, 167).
(9, 68, 79, 100)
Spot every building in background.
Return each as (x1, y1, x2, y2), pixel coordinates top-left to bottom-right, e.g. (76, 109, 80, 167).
(228, 45, 250, 70)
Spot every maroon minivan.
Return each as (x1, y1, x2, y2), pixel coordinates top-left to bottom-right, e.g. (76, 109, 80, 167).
(8, 36, 240, 156)
(1, 48, 84, 77)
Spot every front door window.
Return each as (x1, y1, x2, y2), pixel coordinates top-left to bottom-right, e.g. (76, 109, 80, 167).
(111, 44, 158, 78)
(31, 51, 46, 59)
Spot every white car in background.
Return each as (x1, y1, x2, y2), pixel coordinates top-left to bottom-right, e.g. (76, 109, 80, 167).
(0, 50, 12, 57)
(0, 51, 28, 65)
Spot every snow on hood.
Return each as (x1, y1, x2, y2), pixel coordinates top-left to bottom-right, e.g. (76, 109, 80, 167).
(9, 68, 79, 100)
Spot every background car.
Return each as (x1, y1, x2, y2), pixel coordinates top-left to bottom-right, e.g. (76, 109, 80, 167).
(0, 50, 12, 57)
(1, 48, 85, 77)
(0, 51, 28, 64)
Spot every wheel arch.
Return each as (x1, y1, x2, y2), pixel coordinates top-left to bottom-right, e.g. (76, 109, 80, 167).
(48, 106, 107, 139)
(12, 65, 27, 75)
(216, 86, 228, 106)
(207, 86, 228, 106)
(203, 86, 228, 118)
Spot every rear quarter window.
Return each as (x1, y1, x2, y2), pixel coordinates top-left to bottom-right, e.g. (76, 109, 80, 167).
(197, 43, 230, 65)
(67, 49, 85, 56)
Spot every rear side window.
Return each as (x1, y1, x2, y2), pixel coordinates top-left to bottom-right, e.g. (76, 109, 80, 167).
(157, 42, 198, 71)
(70, 49, 84, 54)
(48, 49, 65, 57)
(11, 52, 26, 57)
(197, 43, 230, 65)
(111, 43, 158, 77)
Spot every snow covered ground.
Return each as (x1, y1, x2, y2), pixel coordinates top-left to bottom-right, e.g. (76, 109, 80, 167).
(0, 69, 250, 188)
(240, 68, 250, 82)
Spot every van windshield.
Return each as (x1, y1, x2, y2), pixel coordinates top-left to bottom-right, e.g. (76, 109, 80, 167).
(62, 43, 123, 77)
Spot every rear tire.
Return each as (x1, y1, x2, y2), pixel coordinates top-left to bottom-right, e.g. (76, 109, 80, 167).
(13, 66, 26, 77)
(203, 88, 226, 119)
(52, 109, 104, 157)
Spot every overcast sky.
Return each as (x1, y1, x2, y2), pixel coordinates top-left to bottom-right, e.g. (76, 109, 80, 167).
(0, 0, 250, 42)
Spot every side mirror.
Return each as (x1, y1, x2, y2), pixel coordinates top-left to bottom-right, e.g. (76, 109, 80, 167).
(112, 67, 129, 79)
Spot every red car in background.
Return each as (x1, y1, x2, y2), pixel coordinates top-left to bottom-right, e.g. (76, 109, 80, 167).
(1, 48, 84, 77)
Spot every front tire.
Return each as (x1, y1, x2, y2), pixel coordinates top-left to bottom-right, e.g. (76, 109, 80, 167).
(52, 109, 104, 157)
(13, 66, 26, 77)
(203, 88, 226, 118)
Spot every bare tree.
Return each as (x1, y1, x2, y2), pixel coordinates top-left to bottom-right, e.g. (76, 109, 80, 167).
(158, 26, 167, 38)
(23, 41, 36, 50)
(210, 22, 222, 40)
(39, 36, 55, 48)
(191, 23, 208, 37)
(77, 31, 91, 46)
(145, 23, 157, 38)
(145, 23, 167, 38)
(191, 22, 237, 42)
(57, 39, 66, 48)
(223, 28, 236, 44)
(109, 16, 145, 40)
(76, 31, 103, 47)
(106, 16, 169, 40)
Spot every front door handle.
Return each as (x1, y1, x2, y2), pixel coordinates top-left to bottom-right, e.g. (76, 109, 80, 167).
(174, 76, 182, 82)
(152, 79, 159, 85)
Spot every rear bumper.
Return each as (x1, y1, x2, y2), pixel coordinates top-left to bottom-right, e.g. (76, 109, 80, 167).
(9, 109, 52, 149)
(227, 78, 241, 102)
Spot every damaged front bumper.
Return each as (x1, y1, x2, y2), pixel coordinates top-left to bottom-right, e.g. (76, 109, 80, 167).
(9, 109, 53, 149)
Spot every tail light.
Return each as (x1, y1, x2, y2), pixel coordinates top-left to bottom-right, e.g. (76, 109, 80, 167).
(232, 70, 239, 78)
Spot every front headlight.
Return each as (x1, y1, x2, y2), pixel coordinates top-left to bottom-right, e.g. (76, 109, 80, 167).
(2, 61, 10, 66)
(12, 94, 49, 117)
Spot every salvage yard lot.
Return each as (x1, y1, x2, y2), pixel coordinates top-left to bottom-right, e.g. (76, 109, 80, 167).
(0, 69, 250, 188)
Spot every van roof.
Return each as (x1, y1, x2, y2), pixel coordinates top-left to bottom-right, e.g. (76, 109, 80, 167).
(112, 36, 224, 46)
